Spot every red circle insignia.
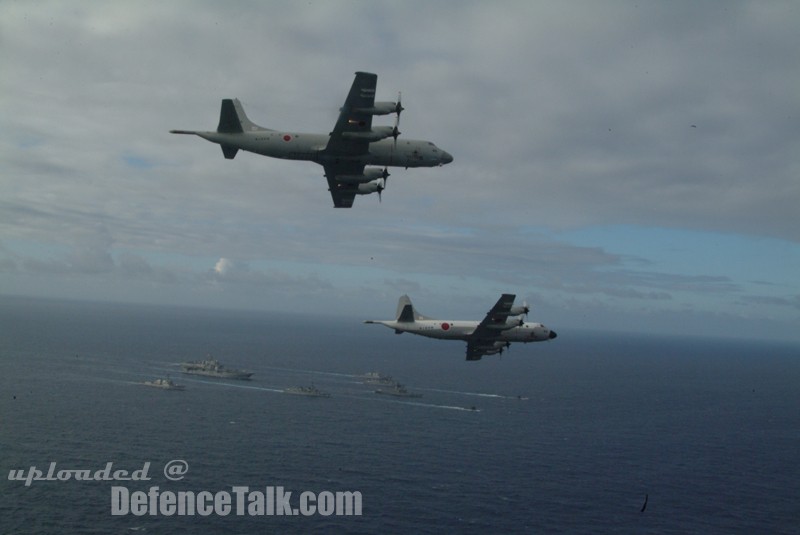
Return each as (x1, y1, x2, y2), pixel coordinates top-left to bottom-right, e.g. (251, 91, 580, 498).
(283, 134, 292, 142)
(441, 322, 450, 331)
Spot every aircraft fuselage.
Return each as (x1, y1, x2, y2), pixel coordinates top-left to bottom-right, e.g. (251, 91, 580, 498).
(372, 319, 556, 343)
(189, 131, 450, 168)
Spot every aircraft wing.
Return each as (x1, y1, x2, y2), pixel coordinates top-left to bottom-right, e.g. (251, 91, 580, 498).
(320, 72, 383, 208)
(323, 162, 365, 209)
(464, 294, 517, 361)
(324, 71, 377, 156)
(465, 341, 491, 361)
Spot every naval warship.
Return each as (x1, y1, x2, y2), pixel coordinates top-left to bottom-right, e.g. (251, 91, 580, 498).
(374, 383, 422, 398)
(141, 378, 185, 390)
(284, 384, 331, 398)
(180, 357, 253, 380)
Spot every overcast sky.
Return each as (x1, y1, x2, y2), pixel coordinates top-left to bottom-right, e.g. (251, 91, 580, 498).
(2, 1, 798, 341)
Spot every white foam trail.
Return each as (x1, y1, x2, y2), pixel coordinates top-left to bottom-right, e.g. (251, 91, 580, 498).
(180, 377, 284, 393)
(259, 365, 355, 378)
(421, 387, 507, 398)
(355, 394, 480, 412)
(397, 400, 481, 412)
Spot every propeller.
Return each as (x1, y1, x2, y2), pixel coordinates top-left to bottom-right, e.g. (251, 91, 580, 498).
(391, 116, 401, 147)
(509, 300, 530, 321)
(499, 342, 509, 360)
(392, 92, 403, 147)
(513, 303, 527, 327)
(377, 169, 389, 203)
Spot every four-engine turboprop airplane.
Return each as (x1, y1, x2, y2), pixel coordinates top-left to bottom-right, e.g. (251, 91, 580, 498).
(365, 294, 557, 361)
(171, 71, 453, 208)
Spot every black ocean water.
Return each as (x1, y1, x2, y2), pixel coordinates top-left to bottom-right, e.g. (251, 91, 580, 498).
(1, 296, 798, 534)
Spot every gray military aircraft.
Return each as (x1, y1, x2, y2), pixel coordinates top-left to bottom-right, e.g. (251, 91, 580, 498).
(171, 71, 453, 208)
(365, 294, 557, 361)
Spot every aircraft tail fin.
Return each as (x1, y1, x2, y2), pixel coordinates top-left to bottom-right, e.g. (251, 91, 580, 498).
(217, 99, 243, 133)
(396, 295, 415, 323)
(216, 99, 271, 159)
(395, 295, 434, 322)
(217, 98, 268, 134)
(364, 295, 433, 334)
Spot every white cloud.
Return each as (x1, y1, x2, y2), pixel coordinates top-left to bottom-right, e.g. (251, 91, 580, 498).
(213, 257, 234, 277)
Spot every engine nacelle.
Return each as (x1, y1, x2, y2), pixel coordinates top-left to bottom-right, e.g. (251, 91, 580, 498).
(336, 167, 390, 185)
(508, 304, 530, 316)
(486, 317, 524, 331)
(356, 180, 384, 195)
(353, 101, 401, 116)
(341, 126, 395, 142)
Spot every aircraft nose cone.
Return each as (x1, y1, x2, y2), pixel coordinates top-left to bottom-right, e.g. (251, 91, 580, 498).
(549, 330, 558, 340)
(441, 151, 453, 164)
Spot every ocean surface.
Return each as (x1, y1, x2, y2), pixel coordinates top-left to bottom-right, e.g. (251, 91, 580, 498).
(1, 296, 798, 534)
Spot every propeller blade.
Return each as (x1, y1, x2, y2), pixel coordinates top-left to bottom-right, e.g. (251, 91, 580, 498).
(392, 92, 402, 148)
(392, 114, 401, 148)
